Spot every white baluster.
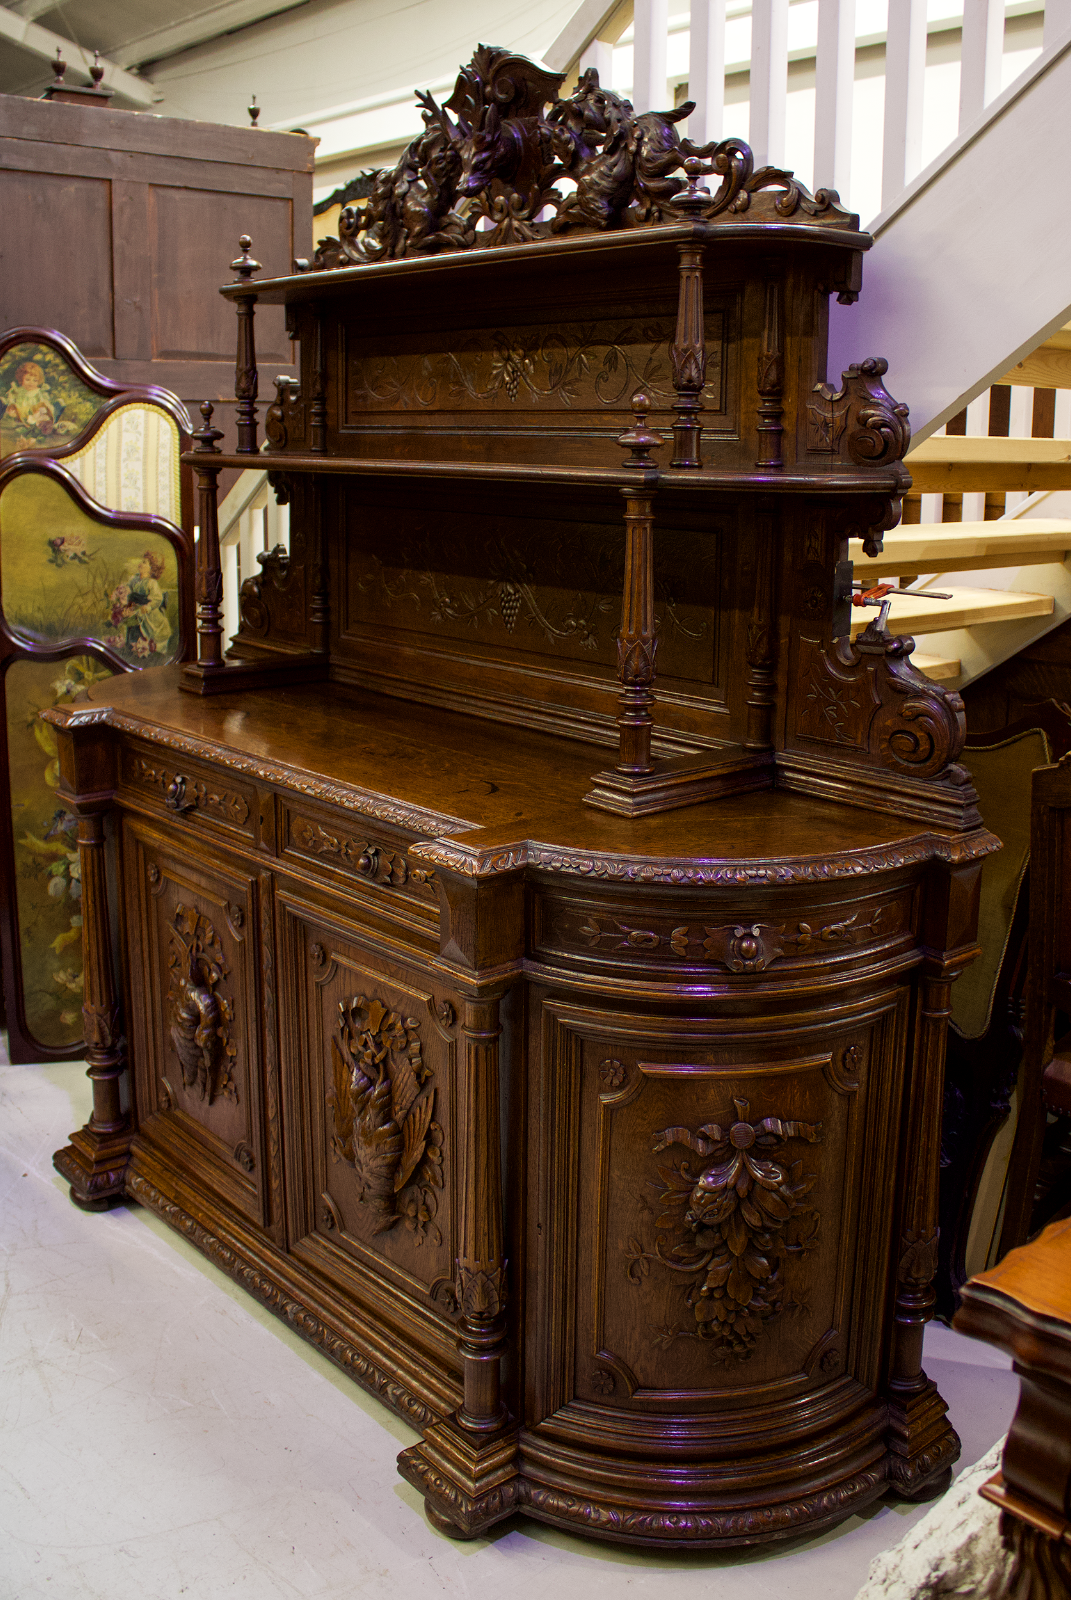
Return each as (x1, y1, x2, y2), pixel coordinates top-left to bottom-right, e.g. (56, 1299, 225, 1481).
(579, 38, 614, 85)
(814, 0, 856, 195)
(749, 0, 789, 168)
(688, 0, 727, 146)
(959, 0, 1004, 130)
(1045, 0, 1071, 47)
(881, 0, 927, 208)
(633, 0, 669, 112)
(222, 540, 239, 653)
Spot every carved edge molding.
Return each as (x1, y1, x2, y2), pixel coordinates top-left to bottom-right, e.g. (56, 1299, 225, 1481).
(401, 1451, 885, 1542)
(412, 830, 999, 882)
(46, 706, 475, 837)
(126, 1172, 438, 1429)
(522, 830, 999, 885)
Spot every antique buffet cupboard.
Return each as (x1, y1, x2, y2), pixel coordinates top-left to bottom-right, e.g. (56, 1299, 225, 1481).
(50, 50, 998, 1550)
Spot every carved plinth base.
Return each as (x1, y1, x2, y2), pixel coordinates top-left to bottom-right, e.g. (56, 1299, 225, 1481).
(397, 1419, 520, 1539)
(180, 654, 327, 696)
(885, 1379, 961, 1500)
(585, 749, 774, 817)
(53, 1124, 131, 1210)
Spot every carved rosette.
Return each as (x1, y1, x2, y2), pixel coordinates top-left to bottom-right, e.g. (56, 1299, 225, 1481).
(167, 904, 238, 1105)
(327, 995, 444, 1244)
(302, 48, 856, 271)
(628, 1098, 822, 1363)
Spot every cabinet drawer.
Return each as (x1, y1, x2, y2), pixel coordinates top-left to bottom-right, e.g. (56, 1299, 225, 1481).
(119, 741, 257, 840)
(279, 799, 437, 910)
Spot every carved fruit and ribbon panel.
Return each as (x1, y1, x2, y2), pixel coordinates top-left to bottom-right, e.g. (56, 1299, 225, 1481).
(325, 992, 447, 1253)
(581, 1049, 863, 1400)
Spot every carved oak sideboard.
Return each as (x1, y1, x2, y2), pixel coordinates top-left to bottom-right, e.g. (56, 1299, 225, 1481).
(50, 49, 998, 1550)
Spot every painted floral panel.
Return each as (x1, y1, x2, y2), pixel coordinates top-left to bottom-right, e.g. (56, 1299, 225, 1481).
(5, 654, 116, 1048)
(0, 474, 179, 662)
(0, 342, 101, 457)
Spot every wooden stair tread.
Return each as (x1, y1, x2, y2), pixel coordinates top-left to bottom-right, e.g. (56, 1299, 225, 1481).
(907, 438, 1071, 466)
(850, 521, 1071, 576)
(906, 437, 1071, 492)
(911, 652, 962, 681)
(849, 586, 1054, 639)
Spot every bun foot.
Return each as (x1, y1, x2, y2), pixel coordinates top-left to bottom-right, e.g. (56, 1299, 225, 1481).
(69, 1187, 124, 1212)
(425, 1501, 477, 1540)
(889, 1465, 953, 1504)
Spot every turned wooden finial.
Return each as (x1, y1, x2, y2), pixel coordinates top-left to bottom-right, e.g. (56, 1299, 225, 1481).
(671, 157, 712, 217)
(618, 392, 662, 470)
(232, 235, 261, 284)
(90, 51, 105, 88)
(193, 400, 224, 453)
(248, 95, 260, 127)
(51, 47, 66, 84)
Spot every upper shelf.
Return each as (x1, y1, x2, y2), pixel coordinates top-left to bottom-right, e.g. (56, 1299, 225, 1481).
(183, 449, 910, 496)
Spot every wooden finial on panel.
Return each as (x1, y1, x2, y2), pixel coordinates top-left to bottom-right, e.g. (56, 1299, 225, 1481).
(618, 392, 661, 471)
(193, 399, 223, 453)
(232, 234, 261, 284)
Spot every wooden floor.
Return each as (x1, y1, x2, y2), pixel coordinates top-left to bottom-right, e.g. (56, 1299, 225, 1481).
(0, 1046, 1022, 1600)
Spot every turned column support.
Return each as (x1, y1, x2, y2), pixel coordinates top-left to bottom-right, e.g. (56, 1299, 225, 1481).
(50, 725, 129, 1211)
(309, 305, 327, 454)
(614, 393, 662, 777)
(455, 991, 509, 1433)
(232, 235, 261, 454)
(670, 239, 707, 468)
(183, 401, 226, 684)
(756, 270, 784, 470)
(886, 878, 982, 1499)
(396, 858, 524, 1539)
(744, 503, 779, 750)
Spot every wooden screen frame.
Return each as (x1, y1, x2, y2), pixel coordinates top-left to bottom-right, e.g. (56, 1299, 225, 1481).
(0, 328, 195, 1063)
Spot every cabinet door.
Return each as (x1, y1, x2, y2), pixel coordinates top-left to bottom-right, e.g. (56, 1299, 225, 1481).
(527, 990, 909, 1437)
(123, 817, 271, 1228)
(277, 889, 461, 1341)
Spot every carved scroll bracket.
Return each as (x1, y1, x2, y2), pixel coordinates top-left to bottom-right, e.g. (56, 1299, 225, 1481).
(808, 360, 911, 551)
(795, 614, 973, 800)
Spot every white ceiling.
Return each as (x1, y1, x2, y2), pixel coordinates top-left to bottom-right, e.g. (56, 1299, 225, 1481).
(0, 0, 309, 100)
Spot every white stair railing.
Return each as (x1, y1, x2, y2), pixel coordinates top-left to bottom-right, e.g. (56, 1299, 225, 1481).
(546, 0, 1055, 228)
(216, 469, 288, 653)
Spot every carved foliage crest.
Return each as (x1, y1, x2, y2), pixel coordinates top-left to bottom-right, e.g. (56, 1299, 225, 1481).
(167, 903, 238, 1104)
(327, 995, 444, 1242)
(629, 1097, 822, 1363)
(306, 47, 853, 268)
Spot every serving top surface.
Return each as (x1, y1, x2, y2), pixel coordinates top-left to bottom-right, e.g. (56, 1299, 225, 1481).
(50, 668, 996, 882)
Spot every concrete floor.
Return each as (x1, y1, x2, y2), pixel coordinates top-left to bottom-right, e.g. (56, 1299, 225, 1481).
(0, 1048, 1020, 1600)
